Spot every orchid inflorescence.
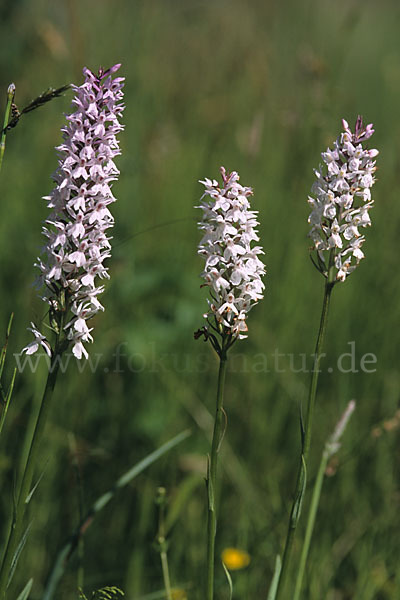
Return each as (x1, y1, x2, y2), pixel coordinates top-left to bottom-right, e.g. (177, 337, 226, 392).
(23, 64, 124, 359)
(196, 167, 265, 352)
(308, 116, 378, 282)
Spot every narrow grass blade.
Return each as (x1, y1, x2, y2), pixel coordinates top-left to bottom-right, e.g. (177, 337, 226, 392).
(291, 455, 307, 526)
(16, 578, 33, 600)
(25, 466, 47, 505)
(222, 562, 233, 600)
(7, 523, 32, 588)
(93, 428, 191, 511)
(43, 429, 191, 600)
(267, 555, 281, 600)
(0, 368, 16, 437)
(0, 314, 15, 438)
(0, 313, 14, 379)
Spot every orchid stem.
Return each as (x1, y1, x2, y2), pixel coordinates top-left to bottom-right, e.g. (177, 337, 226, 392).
(0, 345, 62, 599)
(206, 349, 228, 600)
(276, 276, 334, 599)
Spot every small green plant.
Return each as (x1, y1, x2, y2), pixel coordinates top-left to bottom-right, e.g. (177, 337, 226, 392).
(78, 585, 124, 599)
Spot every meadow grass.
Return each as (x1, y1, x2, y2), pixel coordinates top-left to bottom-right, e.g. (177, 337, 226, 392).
(1, 0, 400, 598)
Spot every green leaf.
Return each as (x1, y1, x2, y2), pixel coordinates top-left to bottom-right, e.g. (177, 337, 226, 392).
(0, 367, 15, 437)
(206, 454, 214, 512)
(16, 578, 33, 600)
(25, 465, 47, 505)
(222, 561, 233, 600)
(0, 313, 15, 432)
(0, 313, 14, 380)
(8, 522, 32, 587)
(267, 555, 282, 600)
(291, 455, 307, 527)
(93, 429, 191, 512)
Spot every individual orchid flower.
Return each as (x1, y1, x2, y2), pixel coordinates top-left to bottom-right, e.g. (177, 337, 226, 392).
(22, 323, 51, 357)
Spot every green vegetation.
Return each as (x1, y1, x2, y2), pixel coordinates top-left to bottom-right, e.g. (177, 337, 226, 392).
(1, 0, 400, 598)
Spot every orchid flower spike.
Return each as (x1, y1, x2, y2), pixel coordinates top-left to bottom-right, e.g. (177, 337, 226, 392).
(308, 116, 378, 282)
(196, 167, 266, 351)
(22, 64, 124, 359)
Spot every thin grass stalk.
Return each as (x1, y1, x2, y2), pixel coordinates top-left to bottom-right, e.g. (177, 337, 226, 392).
(276, 261, 335, 599)
(0, 314, 16, 438)
(206, 351, 228, 600)
(293, 399, 356, 599)
(0, 84, 15, 174)
(0, 370, 16, 440)
(160, 551, 172, 600)
(0, 347, 62, 599)
(156, 487, 172, 600)
(293, 445, 329, 600)
(0, 314, 14, 381)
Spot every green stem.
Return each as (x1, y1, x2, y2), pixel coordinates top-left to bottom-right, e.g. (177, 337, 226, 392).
(276, 277, 334, 599)
(293, 448, 329, 600)
(0, 351, 61, 599)
(160, 549, 172, 600)
(206, 351, 228, 600)
(0, 84, 15, 175)
(156, 487, 172, 600)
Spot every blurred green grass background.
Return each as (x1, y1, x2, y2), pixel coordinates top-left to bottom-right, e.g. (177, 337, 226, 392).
(1, 0, 400, 598)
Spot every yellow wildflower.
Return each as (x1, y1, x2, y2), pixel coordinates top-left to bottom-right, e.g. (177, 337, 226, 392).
(221, 547, 251, 571)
